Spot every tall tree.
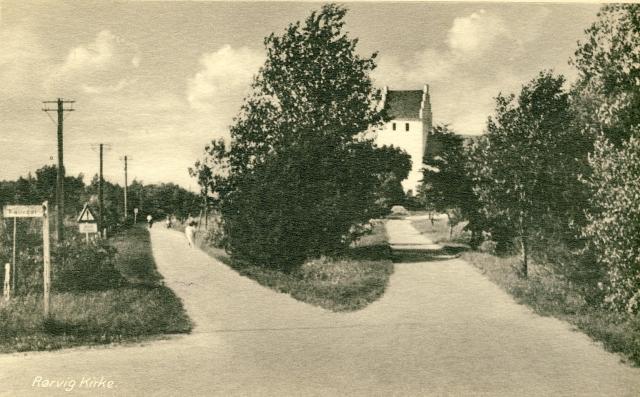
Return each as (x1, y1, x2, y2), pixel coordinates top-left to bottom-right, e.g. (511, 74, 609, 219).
(470, 72, 587, 277)
(372, 145, 411, 209)
(572, 4, 640, 146)
(573, 4, 640, 313)
(200, 4, 405, 268)
(419, 125, 483, 245)
(583, 133, 640, 313)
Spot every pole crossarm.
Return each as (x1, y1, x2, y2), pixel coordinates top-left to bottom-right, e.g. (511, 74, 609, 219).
(42, 100, 75, 112)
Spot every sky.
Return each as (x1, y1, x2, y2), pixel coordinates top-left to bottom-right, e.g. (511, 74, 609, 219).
(0, 1, 601, 190)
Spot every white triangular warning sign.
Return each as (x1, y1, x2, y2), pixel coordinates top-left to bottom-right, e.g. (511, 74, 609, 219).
(77, 204, 96, 223)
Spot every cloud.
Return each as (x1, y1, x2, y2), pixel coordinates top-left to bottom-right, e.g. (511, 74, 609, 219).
(46, 30, 140, 96)
(447, 10, 509, 57)
(59, 30, 117, 72)
(373, 9, 549, 134)
(187, 45, 264, 113)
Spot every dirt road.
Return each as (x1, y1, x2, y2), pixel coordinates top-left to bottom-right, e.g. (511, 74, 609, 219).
(1, 223, 639, 396)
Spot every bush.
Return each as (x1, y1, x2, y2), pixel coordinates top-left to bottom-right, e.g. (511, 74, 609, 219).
(53, 236, 124, 292)
(583, 134, 640, 313)
(203, 215, 226, 249)
(15, 247, 44, 294)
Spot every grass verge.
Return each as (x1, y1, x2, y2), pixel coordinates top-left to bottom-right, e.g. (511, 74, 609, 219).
(410, 215, 469, 245)
(196, 221, 394, 312)
(462, 251, 640, 366)
(0, 224, 191, 353)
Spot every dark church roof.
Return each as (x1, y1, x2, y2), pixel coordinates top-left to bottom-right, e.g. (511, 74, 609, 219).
(385, 90, 423, 120)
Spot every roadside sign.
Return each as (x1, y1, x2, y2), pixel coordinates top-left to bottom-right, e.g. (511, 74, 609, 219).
(77, 204, 97, 223)
(3, 205, 44, 218)
(79, 223, 98, 234)
(1, 202, 50, 316)
(134, 208, 138, 214)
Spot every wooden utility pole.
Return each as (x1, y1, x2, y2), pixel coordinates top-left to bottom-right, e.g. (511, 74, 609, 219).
(42, 99, 74, 242)
(42, 201, 51, 317)
(99, 144, 104, 236)
(11, 217, 16, 294)
(122, 155, 129, 220)
(203, 185, 208, 229)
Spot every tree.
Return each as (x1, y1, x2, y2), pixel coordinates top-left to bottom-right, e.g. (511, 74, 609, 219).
(34, 165, 85, 216)
(572, 4, 640, 147)
(573, 5, 640, 313)
(200, 4, 400, 268)
(583, 132, 640, 313)
(419, 125, 467, 237)
(470, 72, 588, 277)
(189, 138, 230, 223)
(371, 145, 411, 209)
(417, 125, 484, 246)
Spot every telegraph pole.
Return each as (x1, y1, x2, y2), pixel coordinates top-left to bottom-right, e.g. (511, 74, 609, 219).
(99, 144, 104, 236)
(42, 98, 74, 242)
(122, 155, 129, 220)
(91, 143, 110, 237)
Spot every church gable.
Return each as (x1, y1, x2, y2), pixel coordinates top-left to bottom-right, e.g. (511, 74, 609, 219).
(384, 90, 423, 120)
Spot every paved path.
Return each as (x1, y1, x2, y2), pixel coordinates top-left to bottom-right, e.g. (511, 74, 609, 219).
(386, 218, 444, 251)
(1, 224, 640, 396)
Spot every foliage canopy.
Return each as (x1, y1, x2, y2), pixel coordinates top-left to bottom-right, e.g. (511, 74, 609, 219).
(196, 4, 410, 268)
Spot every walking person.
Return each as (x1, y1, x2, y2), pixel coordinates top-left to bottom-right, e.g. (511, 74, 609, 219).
(185, 221, 197, 248)
(147, 214, 154, 229)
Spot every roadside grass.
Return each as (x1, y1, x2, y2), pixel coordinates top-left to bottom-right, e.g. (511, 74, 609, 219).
(410, 215, 470, 245)
(0, 224, 191, 353)
(196, 221, 394, 312)
(463, 251, 640, 366)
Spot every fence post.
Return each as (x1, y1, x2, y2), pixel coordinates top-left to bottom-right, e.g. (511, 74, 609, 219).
(3, 263, 10, 301)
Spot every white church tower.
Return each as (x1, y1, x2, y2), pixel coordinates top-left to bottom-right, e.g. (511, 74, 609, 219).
(376, 84, 433, 194)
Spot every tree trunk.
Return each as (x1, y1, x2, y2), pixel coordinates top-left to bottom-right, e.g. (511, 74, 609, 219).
(520, 235, 529, 278)
(446, 212, 453, 240)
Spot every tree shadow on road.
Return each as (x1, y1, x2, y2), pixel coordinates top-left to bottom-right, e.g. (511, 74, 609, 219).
(392, 245, 468, 263)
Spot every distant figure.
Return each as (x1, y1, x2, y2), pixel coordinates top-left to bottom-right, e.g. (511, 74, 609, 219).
(166, 217, 172, 228)
(185, 221, 197, 248)
(147, 214, 153, 228)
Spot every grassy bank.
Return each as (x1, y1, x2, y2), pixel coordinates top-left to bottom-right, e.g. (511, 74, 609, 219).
(0, 224, 191, 353)
(462, 251, 640, 366)
(197, 221, 394, 312)
(410, 214, 469, 244)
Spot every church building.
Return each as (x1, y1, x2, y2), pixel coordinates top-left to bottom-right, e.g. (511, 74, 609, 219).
(376, 84, 433, 194)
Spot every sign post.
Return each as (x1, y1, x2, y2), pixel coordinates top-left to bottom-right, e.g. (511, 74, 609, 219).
(12, 217, 16, 295)
(3, 263, 10, 301)
(42, 202, 51, 317)
(2, 203, 49, 315)
(77, 204, 98, 243)
(3, 204, 45, 299)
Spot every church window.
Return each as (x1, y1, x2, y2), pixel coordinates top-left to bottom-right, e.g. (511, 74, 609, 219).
(392, 122, 396, 131)
(405, 123, 410, 131)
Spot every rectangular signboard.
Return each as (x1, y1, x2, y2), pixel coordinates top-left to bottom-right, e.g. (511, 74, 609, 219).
(3, 205, 44, 218)
(78, 223, 98, 234)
